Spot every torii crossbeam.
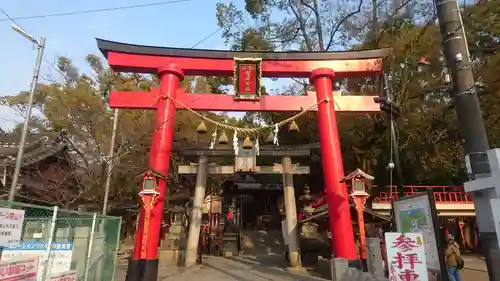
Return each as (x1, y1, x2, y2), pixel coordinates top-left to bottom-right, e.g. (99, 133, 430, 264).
(97, 38, 387, 281)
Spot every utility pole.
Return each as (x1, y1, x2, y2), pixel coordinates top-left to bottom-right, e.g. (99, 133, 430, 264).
(9, 25, 46, 201)
(102, 109, 119, 215)
(434, 0, 500, 280)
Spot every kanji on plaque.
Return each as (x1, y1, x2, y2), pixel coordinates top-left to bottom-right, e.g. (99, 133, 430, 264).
(385, 232, 428, 281)
(233, 58, 262, 100)
(239, 64, 256, 94)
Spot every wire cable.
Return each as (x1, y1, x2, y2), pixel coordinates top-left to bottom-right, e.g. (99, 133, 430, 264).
(0, 0, 195, 22)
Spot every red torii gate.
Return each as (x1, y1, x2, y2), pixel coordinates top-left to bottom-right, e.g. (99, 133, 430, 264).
(97, 39, 387, 281)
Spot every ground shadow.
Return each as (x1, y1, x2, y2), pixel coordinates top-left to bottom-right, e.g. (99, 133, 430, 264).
(227, 255, 327, 281)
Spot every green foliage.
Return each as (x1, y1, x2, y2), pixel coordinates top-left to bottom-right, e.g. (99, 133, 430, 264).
(212, 0, 500, 192)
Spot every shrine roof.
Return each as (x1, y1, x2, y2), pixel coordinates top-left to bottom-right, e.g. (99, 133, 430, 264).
(96, 38, 390, 61)
(0, 132, 69, 167)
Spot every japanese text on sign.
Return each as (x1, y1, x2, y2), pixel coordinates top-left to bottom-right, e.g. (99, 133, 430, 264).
(0, 208, 25, 247)
(385, 232, 428, 281)
(0, 258, 38, 281)
(239, 64, 256, 94)
(46, 270, 76, 281)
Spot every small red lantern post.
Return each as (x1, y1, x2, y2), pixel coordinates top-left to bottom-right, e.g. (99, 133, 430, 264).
(138, 171, 161, 259)
(340, 168, 374, 260)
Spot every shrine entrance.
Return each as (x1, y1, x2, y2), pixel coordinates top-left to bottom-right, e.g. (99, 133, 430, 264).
(97, 38, 386, 281)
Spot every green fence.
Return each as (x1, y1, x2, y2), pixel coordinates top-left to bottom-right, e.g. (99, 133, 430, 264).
(0, 200, 122, 281)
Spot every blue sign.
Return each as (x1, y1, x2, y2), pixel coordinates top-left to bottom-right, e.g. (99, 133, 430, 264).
(4, 241, 73, 251)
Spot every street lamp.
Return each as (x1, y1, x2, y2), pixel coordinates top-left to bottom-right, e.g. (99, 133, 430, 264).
(8, 24, 46, 202)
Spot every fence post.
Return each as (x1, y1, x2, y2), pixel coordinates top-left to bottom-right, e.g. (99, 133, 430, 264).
(41, 206, 58, 279)
(83, 213, 97, 281)
(110, 218, 122, 281)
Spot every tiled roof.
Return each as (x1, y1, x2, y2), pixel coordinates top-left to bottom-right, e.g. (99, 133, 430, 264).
(0, 132, 69, 167)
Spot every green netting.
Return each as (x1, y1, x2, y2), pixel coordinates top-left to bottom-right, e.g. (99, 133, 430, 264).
(0, 200, 121, 281)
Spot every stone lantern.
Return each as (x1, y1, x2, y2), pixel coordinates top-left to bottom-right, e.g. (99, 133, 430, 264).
(298, 185, 320, 239)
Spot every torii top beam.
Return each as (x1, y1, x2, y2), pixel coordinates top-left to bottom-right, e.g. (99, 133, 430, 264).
(97, 39, 389, 78)
(96, 39, 386, 112)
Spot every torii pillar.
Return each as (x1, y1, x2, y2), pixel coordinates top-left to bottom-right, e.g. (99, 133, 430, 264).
(311, 68, 357, 260)
(126, 65, 184, 281)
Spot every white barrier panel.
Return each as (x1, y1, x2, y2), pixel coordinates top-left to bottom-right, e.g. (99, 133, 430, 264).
(0, 258, 38, 281)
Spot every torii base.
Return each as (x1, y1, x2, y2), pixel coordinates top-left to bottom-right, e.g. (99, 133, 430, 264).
(125, 259, 159, 281)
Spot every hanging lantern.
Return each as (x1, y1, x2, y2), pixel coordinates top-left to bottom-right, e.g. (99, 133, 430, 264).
(218, 131, 229, 144)
(242, 136, 253, 149)
(196, 120, 208, 134)
(266, 131, 274, 143)
(288, 120, 299, 132)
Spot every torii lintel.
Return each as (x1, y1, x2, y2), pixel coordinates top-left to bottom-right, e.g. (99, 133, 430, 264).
(109, 89, 380, 112)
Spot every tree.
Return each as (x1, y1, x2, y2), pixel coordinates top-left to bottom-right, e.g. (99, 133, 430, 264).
(212, 0, 500, 194)
(0, 55, 225, 209)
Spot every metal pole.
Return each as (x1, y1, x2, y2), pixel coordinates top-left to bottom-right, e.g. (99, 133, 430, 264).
(383, 73, 405, 198)
(2, 166, 6, 187)
(102, 108, 119, 215)
(8, 37, 46, 201)
(389, 120, 405, 198)
(433, 0, 500, 280)
(110, 217, 122, 281)
(42, 206, 58, 279)
(84, 213, 98, 281)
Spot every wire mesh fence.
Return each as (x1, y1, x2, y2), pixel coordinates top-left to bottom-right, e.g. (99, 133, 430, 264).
(0, 200, 122, 281)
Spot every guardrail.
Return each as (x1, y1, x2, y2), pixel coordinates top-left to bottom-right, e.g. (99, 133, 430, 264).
(312, 185, 472, 207)
(373, 186, 472, 203)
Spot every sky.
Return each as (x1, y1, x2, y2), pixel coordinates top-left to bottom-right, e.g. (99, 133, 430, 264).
(0, 0, 243, 131)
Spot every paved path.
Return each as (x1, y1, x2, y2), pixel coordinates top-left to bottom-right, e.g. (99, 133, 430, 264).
(162, 255, 326, 281)
(460, 255, 488, 281)
(115, 254, 489, 281)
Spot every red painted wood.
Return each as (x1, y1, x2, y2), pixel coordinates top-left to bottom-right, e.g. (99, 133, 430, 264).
(132, 66, 183, 260)
(312, 186, 473, 207)
(109, 89, 380, 112)
(312, 68, 357, 259)
(107, 52, 383, 78)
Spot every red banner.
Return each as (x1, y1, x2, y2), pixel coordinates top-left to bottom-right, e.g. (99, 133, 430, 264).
(0, 258, 38, 281)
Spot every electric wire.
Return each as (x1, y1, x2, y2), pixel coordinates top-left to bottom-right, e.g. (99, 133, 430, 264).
(0, 0, 195, 22)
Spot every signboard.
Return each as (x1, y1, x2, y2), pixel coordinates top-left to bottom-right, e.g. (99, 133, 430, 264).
(393, 193, 440, 271)
(1, 242, 73, 277)
(385, 232, 428, 281)
(0, 208, 25, 247)
(46, 271, 76, 281)
(0, 258, 38, 281)
(233, 58, 262, 100)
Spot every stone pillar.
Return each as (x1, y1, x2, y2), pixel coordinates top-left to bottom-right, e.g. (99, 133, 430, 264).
(185, 156, 208, 267)
(366, 238, 384, 278)
(282, 156, 302, 268)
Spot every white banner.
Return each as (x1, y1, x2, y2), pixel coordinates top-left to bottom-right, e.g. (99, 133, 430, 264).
(2, 242, 73, 277)
(45, 271, 76, 281)
(0, 258, 38, 281)
(0, 208, 25, 247)
(385, 232, 429, 281)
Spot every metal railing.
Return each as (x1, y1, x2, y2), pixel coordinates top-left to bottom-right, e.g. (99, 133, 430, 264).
(0, 200, 122, 281)
(312, 185, 473, 206)
(372, 185, 472, 203)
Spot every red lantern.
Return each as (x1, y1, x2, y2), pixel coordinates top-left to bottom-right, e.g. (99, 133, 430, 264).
(138, 171, 161, 259)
